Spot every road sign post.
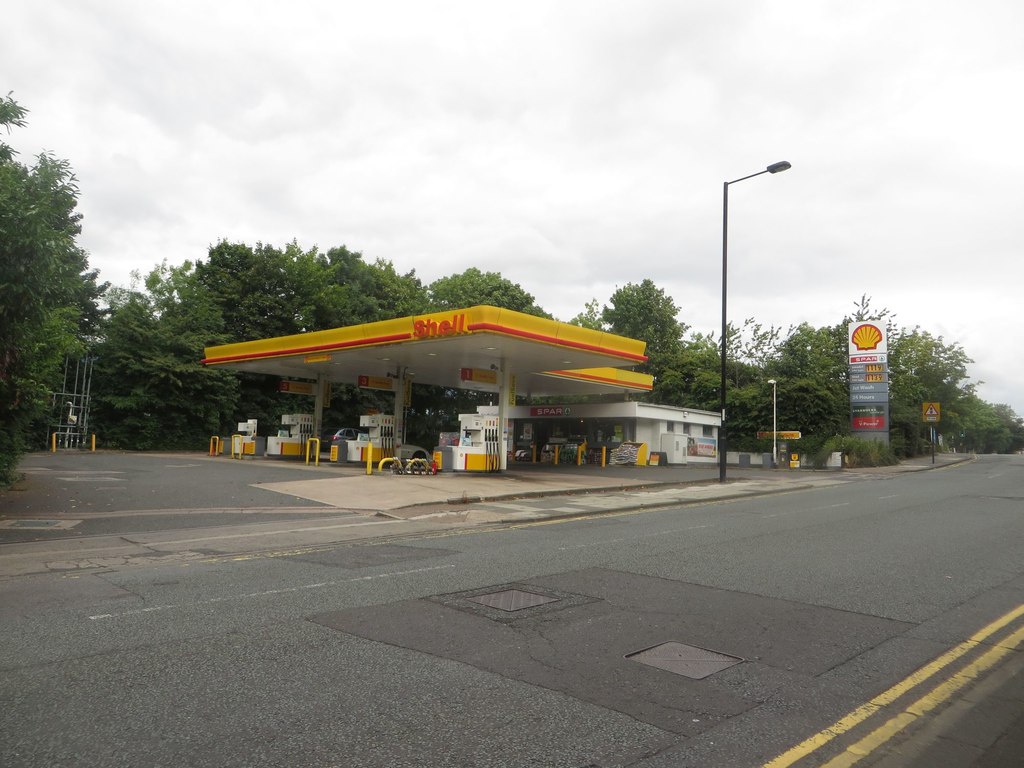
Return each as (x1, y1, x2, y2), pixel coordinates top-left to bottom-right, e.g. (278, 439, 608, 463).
(922, 403, 941, 463)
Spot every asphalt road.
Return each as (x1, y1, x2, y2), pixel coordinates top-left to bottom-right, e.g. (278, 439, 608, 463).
(1, 452, 1022, 767)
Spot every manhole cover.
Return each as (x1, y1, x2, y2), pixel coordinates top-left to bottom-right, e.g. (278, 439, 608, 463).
(431, 582, 599, 622)
(627, 641, 743, 679)
(467, 589, 559, 612)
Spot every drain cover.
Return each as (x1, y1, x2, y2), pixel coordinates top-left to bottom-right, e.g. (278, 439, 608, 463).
(431, 582, 599, 623)
(467, 589, 559, 612)
(627, 641, 743, 679)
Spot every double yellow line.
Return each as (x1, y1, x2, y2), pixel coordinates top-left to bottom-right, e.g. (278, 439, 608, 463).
(764, 603, 1024, 768)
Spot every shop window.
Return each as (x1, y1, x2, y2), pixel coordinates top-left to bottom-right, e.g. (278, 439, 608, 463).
(702, 425, 714, 437)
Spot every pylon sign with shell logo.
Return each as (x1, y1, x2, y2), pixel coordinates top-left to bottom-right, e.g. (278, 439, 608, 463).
(848, 322, 887, 356)
(848, 321, 890, 443)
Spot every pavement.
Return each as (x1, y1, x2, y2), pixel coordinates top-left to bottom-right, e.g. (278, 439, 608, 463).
(252, 451, 969, 522)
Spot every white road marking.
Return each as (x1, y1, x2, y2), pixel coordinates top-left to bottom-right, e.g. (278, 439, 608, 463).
(556, 524, 712, 550)
(141, 518, 398, 546)
(87, 563, 456, 620)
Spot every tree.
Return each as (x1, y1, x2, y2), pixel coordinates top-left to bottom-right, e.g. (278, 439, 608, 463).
(427, 268, 549, 316)
(318, 246, 427, 328)
(0, 95, 103, 485)
(601, 279, 688, 404)
(993, 404, 1024, 454)
(653, 334, 722, 411)
(567, 299, 604, 330)
(193, 240, 322, 341)
(90, 264, 240, 449)
(887, 328, 973, 456)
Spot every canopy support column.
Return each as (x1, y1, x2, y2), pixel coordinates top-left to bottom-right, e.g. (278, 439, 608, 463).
(496, 363, 510, 471)
(313, 374, 327, 440)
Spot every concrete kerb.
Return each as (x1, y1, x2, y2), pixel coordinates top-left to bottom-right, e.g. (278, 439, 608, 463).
(376, 477, 821, 522)
(375, 453, 975, 523)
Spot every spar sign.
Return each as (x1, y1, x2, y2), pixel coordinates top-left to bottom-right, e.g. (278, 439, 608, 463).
(848, 321, 890, 442)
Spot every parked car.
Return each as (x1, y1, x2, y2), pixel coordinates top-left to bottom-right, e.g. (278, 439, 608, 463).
(396, 444, 430, 461)
(320, 427, 365, 452)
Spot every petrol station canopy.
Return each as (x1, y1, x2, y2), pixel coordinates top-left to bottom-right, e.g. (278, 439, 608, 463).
(202, 305, 652, 398)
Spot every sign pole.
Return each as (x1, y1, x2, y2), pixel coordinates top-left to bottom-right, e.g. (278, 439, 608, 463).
(921, 402, 941, 463)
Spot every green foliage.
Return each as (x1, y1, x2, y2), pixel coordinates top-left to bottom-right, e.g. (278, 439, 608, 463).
(602, 279, 689, 400)
(427, 267, 548, 316)
(91, 267, 241, 450)
(652, 334, 721, 410)
(886, 328, 973, 456)
(602, 279, 687, 364)
(318, 246, 427, 328)
(946, 395, 1021, 454)
(567, 298, 604, 330)
(812, 435, 898, 468)
(0, 308, 82, 483)
(0, 95, 102, 486)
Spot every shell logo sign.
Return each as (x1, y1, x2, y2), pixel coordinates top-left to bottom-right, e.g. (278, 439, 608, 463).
(851, 324, 882, 351)
(848, 322, 887, 356)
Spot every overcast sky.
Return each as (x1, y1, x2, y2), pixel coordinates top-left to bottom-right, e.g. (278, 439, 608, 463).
(6, 1, 1024, 415)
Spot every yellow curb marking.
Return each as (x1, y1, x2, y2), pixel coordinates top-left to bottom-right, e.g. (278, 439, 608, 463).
(763, 602, 1024, 767)
(818, 622, 1024, 767)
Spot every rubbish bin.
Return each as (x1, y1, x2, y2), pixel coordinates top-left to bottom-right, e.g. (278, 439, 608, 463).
(738, 453, 751, 468)
(333, 441, 347, 463)
(440, 446, 455, 472)
(762, 452, 774, 468)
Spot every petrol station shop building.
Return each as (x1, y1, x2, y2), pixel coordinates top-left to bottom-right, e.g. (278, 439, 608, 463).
(202, 305, 721, 470)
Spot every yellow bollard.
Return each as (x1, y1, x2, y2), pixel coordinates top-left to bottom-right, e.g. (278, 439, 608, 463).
(51, 433, 57, 453)
(209, 435, 221, 456)
(305, 438, 320, 466)
(91, 434, 96, 452)
(601, 446, 607, 467)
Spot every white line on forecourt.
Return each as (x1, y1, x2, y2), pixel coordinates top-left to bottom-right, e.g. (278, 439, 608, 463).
(87, 563, 456, 621)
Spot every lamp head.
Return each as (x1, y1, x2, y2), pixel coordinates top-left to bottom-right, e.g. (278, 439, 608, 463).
(767, 161, 791, 174)
(767, 379, 776, 385)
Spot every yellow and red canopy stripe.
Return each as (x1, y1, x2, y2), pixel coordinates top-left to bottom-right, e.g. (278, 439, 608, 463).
(202, 305, 648, 366)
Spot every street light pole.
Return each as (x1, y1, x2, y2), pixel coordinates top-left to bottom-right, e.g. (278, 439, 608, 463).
(719, 160, 791, 483)
(767, 378, 777, 468)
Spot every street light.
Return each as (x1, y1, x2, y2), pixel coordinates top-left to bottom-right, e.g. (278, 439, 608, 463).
(767, 379, 777, 468)
(719, 160, 791, 482)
